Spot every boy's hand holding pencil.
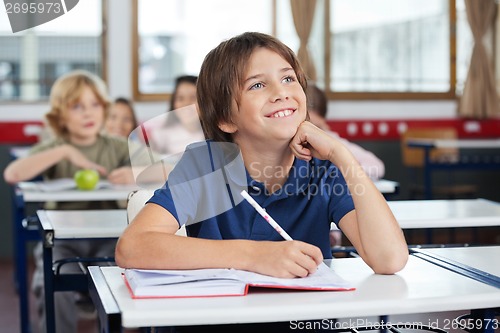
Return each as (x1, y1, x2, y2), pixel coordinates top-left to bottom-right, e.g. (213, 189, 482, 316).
(241, 190, 323, 278)
(245, 239, 323, 279)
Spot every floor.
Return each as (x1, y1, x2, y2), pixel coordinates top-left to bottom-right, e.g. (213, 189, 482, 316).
(0, 258, 98, 333)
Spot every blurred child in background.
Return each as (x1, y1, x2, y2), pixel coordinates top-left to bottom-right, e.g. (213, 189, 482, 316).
(306, 83, 386, 247)
(104, 97, 138, 139)
(4, 70, 135, 333)
(169, 75, 198, 111)
(306, 83, 385, 181)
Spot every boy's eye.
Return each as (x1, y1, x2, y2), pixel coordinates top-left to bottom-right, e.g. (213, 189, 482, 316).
(71, 103, 82, 110)
(249, 82, 263, 90)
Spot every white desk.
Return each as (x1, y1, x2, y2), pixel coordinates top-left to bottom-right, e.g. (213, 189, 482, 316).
(388, 198, 500, 229)
(414, 246, 500, 278)
(89, 256, 500, 331)
(12, 182, 135, 333)
(37, 209, 128, 239)
(9, 146, 31, 159)
(20, 180, 394, 201)
(19, 182, 138, 203)
(37, 209, 128, 333)
(373, 179, 399, 195)
(408, 138, 500, 150)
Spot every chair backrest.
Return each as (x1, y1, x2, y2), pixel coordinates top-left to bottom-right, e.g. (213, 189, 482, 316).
(127, 189, 187, 236)
(400, 127, 459, 167)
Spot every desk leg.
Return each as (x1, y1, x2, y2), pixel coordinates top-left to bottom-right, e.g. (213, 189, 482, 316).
(423, 147, 434, 244)
(43, 245, 56, 333)
(12, 193, 30, 333)
(469, 308, 498, 333)
(88, 266, 122, 333)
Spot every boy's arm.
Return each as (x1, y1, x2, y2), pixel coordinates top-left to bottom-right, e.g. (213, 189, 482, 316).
(4, 145, 107, 184)
(290, 121, 408, 274)
(115, 202, 323, 278)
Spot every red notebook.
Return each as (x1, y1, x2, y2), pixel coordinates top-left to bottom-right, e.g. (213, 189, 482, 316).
(123, 262, 355, 299)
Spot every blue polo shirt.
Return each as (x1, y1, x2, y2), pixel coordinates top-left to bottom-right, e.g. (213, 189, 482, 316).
(148, 142, 354, 259)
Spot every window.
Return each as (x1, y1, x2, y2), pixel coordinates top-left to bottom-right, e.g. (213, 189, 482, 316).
(134, 0, 273, 101)
(134, 0, 473, 100)
(0, 0, 105, 102)
(331, 0, 450, 94)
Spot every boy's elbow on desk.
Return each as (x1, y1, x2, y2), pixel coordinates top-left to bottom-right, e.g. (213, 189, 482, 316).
(114, 239, 127, 268)
(370, 250, 409, 275)
(114, 235, 137, 268)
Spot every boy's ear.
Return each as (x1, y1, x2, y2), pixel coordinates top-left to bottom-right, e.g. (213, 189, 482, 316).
(218, 121, 237, 134)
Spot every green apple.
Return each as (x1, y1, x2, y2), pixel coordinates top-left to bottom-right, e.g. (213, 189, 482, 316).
(74, 169, 100, 190)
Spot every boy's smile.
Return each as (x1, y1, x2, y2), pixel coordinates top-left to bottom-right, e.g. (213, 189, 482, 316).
(265, 108, 296, 118)
(224, 47, 306, 147)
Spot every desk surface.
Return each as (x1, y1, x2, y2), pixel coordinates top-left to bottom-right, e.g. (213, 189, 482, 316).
(90, 256, 500, 328)
(417, 246, 500, 277)
(407, 138, 500, 149)
(373, 179, 398, 194)
(19, 183, 138, 202)
(37, 209, 128, 239)
(388, 198, 500, 228)
(19, 180, 395, 203)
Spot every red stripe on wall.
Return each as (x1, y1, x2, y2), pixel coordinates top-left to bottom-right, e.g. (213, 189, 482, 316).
(0, 119, 499, 144)
(0, 121, 44, 144)
(327, 118, 500, 141)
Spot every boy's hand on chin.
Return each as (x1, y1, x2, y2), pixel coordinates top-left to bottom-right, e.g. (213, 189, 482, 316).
(289, 121, 338, 162)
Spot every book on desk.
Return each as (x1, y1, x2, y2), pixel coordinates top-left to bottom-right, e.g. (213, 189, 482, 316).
(17, 178, 137, 192)
(18, 178, 113, 192)
(123, 262, 354, 298)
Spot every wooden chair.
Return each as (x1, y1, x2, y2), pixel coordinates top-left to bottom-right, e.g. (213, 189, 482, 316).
(126, 189, 187, 236)
(400, 127, 477, 199)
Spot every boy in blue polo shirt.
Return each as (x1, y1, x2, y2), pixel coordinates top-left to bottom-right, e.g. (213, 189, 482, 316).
(116, 32, 407, 279)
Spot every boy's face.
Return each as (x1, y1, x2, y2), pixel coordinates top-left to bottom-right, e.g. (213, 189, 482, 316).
(221, 47, 307, 146)
(63, 86, 105, 145)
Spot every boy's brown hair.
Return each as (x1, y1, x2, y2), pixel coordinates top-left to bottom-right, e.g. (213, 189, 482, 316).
(46, 70, 110, 137)
(197, 32, 308, 142)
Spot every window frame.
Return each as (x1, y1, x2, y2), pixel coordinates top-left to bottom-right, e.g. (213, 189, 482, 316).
(131, 0, 164, 101)
(325, 0, 458, 100)
(0, 0, 108, 103)
(101, 0, 108, 85)
(132, 0, 465, 101)
(131, 0, 277, 102)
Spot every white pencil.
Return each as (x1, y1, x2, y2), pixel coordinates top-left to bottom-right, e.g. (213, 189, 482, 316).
(240, 190, 293, 241)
